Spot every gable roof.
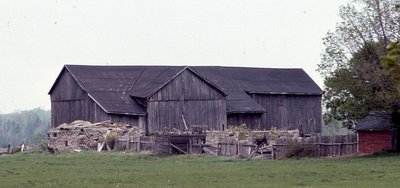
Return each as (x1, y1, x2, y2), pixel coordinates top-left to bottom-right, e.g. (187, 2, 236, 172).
(130, 66, 227, 98)
(49, 65, 322, 115)
(355, 114, 393, 131)
(191, 66, 322, 95)
(191, 66, 322, 113)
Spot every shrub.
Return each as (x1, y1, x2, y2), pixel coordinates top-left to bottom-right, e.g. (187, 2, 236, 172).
(284, 141, 316, 158)
(227, 124, 248, 140)
(269, 126, 279, 140)
(105, 131, 118, 149)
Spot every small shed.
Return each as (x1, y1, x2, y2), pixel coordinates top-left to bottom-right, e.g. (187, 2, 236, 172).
(355, 114, 394, 153)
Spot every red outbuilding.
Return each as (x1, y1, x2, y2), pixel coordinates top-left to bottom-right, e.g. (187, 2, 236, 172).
(355, 114, 394, 153)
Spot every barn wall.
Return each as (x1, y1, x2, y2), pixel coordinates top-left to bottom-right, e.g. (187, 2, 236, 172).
(50, 70, 139, 127)
(147, 69, 226, 132)
(251, 94, 322, 134)
(50, 70, 87, 127)
(227, 113, 262, 130)
(358, 131, 391, 153)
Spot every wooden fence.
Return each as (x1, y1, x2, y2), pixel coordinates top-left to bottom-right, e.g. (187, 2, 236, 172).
(217, 142, 257, 157)
(116, 134, 358, 159)
(215, 134, 358, 159)
(116, 135, 206, 155)
(273, 134, 358, 159)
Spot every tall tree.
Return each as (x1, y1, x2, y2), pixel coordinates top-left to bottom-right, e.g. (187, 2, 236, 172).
(384, 41, 400, 90)
(0, 108, 50, 147)
(318, 0, 400, 128)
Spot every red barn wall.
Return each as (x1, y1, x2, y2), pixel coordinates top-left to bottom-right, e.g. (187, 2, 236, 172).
(358, 131, 391, 153)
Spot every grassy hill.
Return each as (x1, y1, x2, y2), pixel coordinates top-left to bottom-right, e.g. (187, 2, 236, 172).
(1, 152, 399, 188)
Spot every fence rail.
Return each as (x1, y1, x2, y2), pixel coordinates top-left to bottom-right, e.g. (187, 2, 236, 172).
(214, 134, 358, 159)
(116, 134, 359, 159)
(273, 134, 358, 159)
(116, 135, 206, 154)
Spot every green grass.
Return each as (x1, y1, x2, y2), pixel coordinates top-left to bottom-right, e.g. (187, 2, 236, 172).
(1, 152, 400, 188)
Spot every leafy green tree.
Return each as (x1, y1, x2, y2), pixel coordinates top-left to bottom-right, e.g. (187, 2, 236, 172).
(318, 0, 400, 129)
(384, 42, 400, 90)
(0, 108, 50, 147)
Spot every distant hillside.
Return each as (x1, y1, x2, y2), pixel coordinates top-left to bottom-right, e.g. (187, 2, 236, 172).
(0, 108, 50, 147)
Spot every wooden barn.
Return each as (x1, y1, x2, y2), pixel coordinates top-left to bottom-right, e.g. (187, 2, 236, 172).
(355, 114, 394, 153)
(49, 65, 323, 134)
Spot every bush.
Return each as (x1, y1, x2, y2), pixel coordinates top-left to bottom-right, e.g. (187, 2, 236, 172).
(105, 131, 118, 149)
(26, 140, 50, 153)
(227, 124, 248, 140)
(284, 141, 316, 159)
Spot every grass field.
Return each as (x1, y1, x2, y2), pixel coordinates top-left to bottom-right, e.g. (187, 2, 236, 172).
(1, 152, 400, 188)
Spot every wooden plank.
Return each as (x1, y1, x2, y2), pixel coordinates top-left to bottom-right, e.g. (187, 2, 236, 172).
(170, 143, 187, 154)
(181, 115, 189, 131)
(202, 146, 217, 156)
(251, 94, 322, 134)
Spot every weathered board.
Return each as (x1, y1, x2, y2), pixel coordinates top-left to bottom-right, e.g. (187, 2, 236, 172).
(147, 69, 227, 132)
(50, 70, 139, 127)
(251, 94, 322, 134)
(227, 113, 262, 130)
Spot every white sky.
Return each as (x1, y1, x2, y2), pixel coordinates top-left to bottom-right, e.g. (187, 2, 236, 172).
(0, 0, 348, 113)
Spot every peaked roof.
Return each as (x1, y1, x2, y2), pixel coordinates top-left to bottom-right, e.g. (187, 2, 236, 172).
(355, 114, 393, 131)
(191, 66, 322, 113)
(49, 65, 322, 115)
(191, 66, 322, 95)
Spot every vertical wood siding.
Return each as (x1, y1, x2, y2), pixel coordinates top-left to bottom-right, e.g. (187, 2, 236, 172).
(251, 94, 322, 134)
(227, 113, 262, 130)
(147, 69, 226, 132)
(50, 70, 138, 127)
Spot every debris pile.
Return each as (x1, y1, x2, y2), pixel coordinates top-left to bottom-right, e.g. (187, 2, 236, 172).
(205, 129, 300, 147)
(47, 120, 142, 152)
(203, 129, 301, 159)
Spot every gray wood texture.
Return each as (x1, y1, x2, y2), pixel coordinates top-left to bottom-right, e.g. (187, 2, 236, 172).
(252, 94, 322, 134)
(50, 70, 138, 127)
(147, 69, 227, 132)
(50, 67, 322, 135)
(227, 113, 262, 130)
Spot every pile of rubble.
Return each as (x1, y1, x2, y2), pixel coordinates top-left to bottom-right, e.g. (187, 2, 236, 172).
(47, 120, 143, 152)
(205, 129, 300, 147)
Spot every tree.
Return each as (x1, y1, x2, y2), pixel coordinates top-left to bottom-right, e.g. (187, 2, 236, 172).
(0, 108, 51, 147)
(384, 41, 400, 91)
(318, 0, 400, 129)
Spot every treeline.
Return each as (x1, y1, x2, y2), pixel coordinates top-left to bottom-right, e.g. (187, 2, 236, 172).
(0, 108, 50, 147)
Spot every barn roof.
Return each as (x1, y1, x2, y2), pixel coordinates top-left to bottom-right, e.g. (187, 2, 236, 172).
(355, 114, 393, 131)
(191, 66, 322, 95)
(49, 65, 322, 115)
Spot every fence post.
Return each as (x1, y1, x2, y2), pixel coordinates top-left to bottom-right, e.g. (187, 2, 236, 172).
(138, 136, 141, 152)
(317, 134, 321, 157)
(236, 142, 239, 156)
(356, 133, 359, 153)
(125, 137, 129, 151)
(217, 143, 221, 156)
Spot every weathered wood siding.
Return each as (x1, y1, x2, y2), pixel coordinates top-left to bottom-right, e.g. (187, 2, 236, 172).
(227, 113, 262, 130)
(50, 70, 138, 127)
(147, 69, 226, 132)
(251, 94, 322, 134)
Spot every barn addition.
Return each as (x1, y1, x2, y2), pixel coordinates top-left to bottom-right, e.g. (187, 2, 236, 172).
(49, 65, 322, 135)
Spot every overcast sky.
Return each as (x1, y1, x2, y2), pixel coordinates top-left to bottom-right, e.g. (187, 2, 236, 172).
(0, 0, 348, 113)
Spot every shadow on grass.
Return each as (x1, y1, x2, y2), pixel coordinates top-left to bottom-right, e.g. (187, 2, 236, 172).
(355, 151, 400, 158)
